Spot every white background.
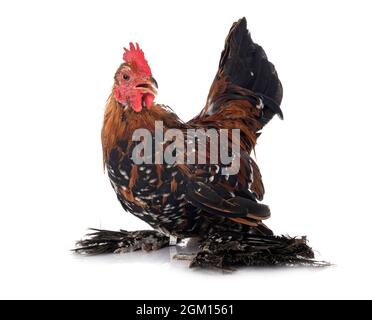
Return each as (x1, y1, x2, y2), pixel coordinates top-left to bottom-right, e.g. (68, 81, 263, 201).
(0, 0, 371, 300)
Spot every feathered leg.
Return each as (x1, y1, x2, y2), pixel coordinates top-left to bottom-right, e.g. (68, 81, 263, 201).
(74, 229, 170, 255)
(190, 232, 328, 269)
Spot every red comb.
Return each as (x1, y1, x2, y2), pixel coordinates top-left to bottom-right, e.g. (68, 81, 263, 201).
(123, 43, 151, 76)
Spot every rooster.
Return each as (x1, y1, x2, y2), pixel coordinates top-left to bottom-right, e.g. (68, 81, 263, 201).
(76, 18, 318, 268)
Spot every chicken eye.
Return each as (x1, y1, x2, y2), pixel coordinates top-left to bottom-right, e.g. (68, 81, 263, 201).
(123, 74, 130, 81)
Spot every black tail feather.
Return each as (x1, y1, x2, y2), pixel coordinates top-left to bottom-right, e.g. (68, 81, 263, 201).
(220, 17, 283, 125)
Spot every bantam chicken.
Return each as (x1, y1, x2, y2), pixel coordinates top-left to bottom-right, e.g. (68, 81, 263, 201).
(76, 18, 319, 268)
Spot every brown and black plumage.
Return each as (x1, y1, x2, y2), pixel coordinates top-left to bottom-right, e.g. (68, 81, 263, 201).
(76, 18, 321, 268)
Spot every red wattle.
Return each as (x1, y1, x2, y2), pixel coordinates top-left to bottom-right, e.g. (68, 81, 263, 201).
(132, 98, 142, 112)
(144, 94, 155, 108)
(131, 91, 142, 112)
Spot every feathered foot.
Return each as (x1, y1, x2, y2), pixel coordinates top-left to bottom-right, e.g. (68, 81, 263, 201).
(189, 232, 329, 269)
(74, 229, 170, 255)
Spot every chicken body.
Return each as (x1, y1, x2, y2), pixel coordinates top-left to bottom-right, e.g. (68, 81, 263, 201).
(105, 103, 268, 240)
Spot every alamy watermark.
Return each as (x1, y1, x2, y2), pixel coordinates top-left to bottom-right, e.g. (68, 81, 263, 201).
(131, 121, 241, 175)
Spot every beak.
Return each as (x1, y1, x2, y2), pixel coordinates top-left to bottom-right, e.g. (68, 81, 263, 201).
(136, 76, 158, 95)
(150, 76, 158, 89)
